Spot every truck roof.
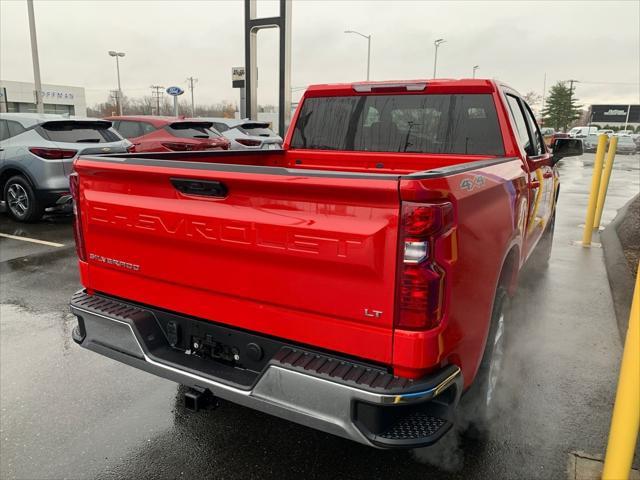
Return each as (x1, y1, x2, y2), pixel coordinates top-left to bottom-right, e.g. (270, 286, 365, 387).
(303, 78, 504, 97)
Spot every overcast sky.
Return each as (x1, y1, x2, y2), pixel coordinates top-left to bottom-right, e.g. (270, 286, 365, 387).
(1, 0, 639, 109)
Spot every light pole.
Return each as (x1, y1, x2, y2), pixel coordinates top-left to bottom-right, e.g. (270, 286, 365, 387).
(433, 38, 446, 79)
(108, 51, 125, 115)
(472, 65, 479, 78)
(344, 30, 371, 81)
(27, 0, 44, 113)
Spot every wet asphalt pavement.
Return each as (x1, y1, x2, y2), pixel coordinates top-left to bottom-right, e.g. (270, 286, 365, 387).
(1, 153, 639, 480)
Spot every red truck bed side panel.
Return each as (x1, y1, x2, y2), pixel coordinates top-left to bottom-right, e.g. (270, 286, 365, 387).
(393, 159, 528, 384)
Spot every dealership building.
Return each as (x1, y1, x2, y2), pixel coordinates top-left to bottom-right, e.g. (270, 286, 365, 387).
(589, 104, 640, 130)
(0, 79, 87, 116)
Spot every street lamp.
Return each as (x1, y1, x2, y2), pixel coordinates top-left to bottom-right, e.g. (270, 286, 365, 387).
(472, 65, 479, 78)
(433, 38, 446, 79)
(108, 50, 125, 115)
(344, 30, 371, 81)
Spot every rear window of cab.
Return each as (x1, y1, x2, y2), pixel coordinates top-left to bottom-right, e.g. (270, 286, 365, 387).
(291, 94, 504, 155)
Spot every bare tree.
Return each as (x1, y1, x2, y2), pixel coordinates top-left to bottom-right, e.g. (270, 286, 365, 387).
(88, 95, 245, 119)
(522, 91, 542, 107)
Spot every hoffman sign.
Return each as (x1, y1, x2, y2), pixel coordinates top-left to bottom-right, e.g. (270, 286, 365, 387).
(591, 104, 640, 124)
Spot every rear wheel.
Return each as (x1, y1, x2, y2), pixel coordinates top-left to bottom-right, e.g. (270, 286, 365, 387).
(3, 176, 44, 222)
(460, 287, 510, 435)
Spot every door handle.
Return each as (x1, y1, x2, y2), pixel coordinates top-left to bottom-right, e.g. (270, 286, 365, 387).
(171, 178, 228, 198)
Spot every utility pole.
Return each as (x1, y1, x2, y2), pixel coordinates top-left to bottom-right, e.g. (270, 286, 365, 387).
(151, 85, 164, 115)
(568, 79, 578, 100)
(109, 90, 119, 116)
(472, 65, 479, 78)
(187, 77, 198, 116)
(541, 72, 547, 116)
(568, 79, 579, 131)
(27, 0, 44, 113)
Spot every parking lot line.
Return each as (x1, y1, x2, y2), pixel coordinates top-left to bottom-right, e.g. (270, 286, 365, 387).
(0, 233, 65, 248)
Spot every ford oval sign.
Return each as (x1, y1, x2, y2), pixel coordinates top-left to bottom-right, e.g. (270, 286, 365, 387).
(166, 86, 184, 96)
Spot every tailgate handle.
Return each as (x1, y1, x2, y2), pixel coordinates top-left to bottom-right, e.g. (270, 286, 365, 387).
(171, 178, 228, 198)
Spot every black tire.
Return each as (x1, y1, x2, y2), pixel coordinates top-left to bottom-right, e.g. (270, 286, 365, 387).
(460, 287, 510, 436)
(527, 210, 556, 273)
(3, 175, 44, 223)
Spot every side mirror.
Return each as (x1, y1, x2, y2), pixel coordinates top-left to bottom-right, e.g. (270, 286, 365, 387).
(552, 138, 583, 164)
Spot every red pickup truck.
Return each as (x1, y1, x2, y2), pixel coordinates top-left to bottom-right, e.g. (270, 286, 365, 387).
(69, 79, 582, 449)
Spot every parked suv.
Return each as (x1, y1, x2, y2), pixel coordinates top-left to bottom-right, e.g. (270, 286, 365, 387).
(615, 136, 637, 154)
(107, 116, 230, 152)
(0, 113, 130, 222)
(204, 117, 282, 150)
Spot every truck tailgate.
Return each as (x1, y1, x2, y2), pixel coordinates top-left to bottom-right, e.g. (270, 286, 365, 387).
(75, 158, 401, 364)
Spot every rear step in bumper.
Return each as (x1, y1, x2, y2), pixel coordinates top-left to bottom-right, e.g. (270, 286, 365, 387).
(70, 290, 462, 448)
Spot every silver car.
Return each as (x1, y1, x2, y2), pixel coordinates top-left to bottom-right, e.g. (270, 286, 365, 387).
(615, 136, 637, 155)
(0, 113, 130, 222)
(202, 117, 283, 150)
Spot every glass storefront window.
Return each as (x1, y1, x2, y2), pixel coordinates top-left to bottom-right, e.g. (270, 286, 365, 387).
(5, 102, 74, 115)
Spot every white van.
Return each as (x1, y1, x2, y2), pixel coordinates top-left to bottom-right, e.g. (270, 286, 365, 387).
(568, 126, 599, 138)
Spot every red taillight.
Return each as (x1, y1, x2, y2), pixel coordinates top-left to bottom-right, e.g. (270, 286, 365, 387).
(29, 147, 77, 160)
(236, 138, 262, 147)
(396, 202, 454, 330)
(69, 173, 86, 262)
(126, 144, 136, 153)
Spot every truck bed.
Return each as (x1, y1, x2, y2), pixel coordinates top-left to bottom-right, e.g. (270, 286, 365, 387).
(73, 149, 510, 366)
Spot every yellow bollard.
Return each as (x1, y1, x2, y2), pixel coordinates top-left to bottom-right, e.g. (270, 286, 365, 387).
(602, 266, 640, 480)
(593, 136, 618, 229)
(581, 134, 608, 246)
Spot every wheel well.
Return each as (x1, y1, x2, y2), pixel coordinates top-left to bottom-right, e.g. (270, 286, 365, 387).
(0, 169, 32, 197)
(498, 246, 520, 295)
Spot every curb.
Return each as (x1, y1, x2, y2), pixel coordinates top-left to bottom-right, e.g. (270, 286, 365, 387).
(601, 193, 638, 341)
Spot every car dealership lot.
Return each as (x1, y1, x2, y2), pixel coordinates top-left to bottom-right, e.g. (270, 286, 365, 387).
(1, 153, 638, 480)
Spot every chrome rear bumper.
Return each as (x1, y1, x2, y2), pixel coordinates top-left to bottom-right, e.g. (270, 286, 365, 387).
(70, 290, 462, 448)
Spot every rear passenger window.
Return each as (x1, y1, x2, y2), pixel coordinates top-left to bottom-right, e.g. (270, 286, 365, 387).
(0, 120, 26, 141)
(506, 95, 534, 156)
(116, 121, 143, 139)
(6, 120, 26, 138)
(0, 120, 10, 141)
(140, 122, 156, 135)
(213, 122, 229, 133)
